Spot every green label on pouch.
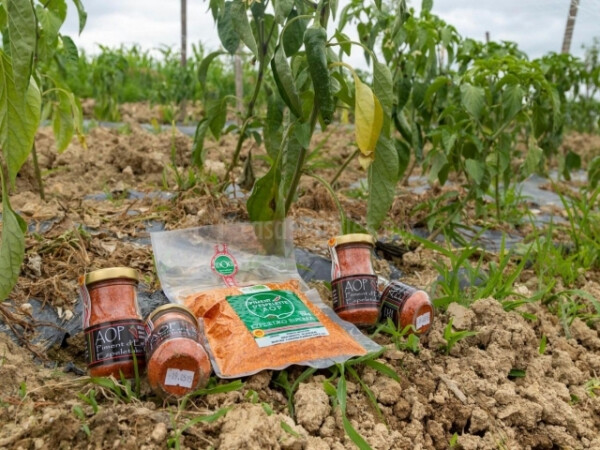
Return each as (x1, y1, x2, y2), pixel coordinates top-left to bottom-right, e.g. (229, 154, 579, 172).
(226, 289, 329, 348)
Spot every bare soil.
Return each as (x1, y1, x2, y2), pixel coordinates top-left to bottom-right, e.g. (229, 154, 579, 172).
(1, 117, 600, 449)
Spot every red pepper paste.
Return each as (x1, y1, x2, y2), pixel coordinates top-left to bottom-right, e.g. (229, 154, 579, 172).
(328, 234, 379, 326)
(379, 281, 434, 334)
(145, 304, 211, 398)
(80, 267, 146, 378)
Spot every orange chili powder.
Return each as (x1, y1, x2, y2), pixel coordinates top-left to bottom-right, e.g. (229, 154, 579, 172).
(184, 280, 367, 378)
(145, 304, 211, 399)
(82, 267, 146, 378)
(328, 234, 379, 327)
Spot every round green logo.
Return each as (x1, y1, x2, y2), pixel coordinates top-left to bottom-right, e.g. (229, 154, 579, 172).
(246, 292, 295, 320)
(213, 255, 236, 276)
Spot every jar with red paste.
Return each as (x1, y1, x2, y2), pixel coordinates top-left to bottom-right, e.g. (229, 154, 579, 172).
(328, 234, 379, 326)
(379, 280, 434, 334)
(145, 304, 211, 399)
(81, 267, 147, 378)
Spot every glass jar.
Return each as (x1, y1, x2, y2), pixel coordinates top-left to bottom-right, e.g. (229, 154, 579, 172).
(328, 234, 379, 326)
(81, 267, 146, 378)
(379, 281, 434, 334)
(145, 304, 212, 399)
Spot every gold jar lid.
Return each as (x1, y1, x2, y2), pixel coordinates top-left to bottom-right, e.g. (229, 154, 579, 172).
(85, 267, 139, 285)
(146, 303, 198, 325)
(328, 233, 375, 247)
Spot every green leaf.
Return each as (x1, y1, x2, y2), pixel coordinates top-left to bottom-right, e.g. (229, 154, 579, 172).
(191, 119, 210, 168)
(364, 360, 400, 382)
(53, 90, 75, 152)
(60, 35, 79, 63)
(562, 149, 581, 180)
(524, 145, 543, 175)
(278, 122, 308, 216)
(428, 150, 448, 185)
(367, 136, 399, 230)
(422, 0, 433, 13)
(396, 77, 412, 111)
(7, 0, 36, 93)
(0, 4, 7, 30)
(218, 2, 241, 54)
(179, 407, 232, 435)
(274, 0, 293, 24)
(247, 163, 282, 222)
(265, 90, 284, 160)
(395, 138, 410, 179)
(282, 9, 307, 57)
(502, 84, 524, 122)
(231, 0, 258, 58)
(342, 415, 371, 450)
(206, 98, 227, 140)
(0, 184, 26, 301)
(465, 158, 485, 185)
(198, 51, 225, 90)
(373, 61, 393, 136)
(588, 156, 600, 189)
(189, 379, 243, 397)
(508, 368, 526, 378)
(280, 421, 300, 438)
(460, 83, 485, 121)
(335, 30, 352, 56)
(424, 76, 448, 107)
(0, 55, 41, 185)
(271, 45, 302, 117)
(71, 0, 87, 34)
(336, 368, 347, 413)
(538, 334, 547, 355)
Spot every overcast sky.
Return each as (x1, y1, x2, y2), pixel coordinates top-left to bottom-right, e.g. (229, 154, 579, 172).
(62, 0, 600, 67)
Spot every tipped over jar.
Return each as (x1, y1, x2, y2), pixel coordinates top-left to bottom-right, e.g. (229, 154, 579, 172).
(379, 280, 434, 334)
(145, 304, 212, 399)
(328, 234, 380, 326)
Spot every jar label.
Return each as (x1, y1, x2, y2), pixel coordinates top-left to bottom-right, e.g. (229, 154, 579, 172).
(164, 368, 195, 388)
(84, 319, 146, 368)
(331, 275, 379, 312)
(145, 319, 200, 359)
(226, 288, 329, 348)
(379, 281, 417, 325)
(416, 312, 431, 330)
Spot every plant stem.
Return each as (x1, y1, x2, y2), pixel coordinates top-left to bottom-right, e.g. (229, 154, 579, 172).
(426, 193, 472, 243)
(31, 143, 45, 201)
(330, 148, 358, 186)
(309, 172, 347, 232)
(284, 107, 319, 214)
(221, 25, 276, 187)
(495, 151, 500, 221)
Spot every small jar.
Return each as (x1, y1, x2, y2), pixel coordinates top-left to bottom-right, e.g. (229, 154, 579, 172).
(328, 234, 379, 326)
(80, 267, 147, 378)
(379, 281, 434, 334)
(145, 304, 212, 399)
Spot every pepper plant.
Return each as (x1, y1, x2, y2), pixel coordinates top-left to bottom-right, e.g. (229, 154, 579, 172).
(0, 0, 86, 302)
(195, 0, 397, 231)
(341, 0, 562, 227)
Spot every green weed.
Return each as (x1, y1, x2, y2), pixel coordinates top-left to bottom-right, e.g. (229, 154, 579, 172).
(441, 318, 478, 354)
(371, 320, 421, 354)
(72, 405, 91, 438)
(585, 378, 600, 398)
(167, 407, 231, 450)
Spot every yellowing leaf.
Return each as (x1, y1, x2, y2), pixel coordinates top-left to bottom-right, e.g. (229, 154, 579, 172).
(358, 153, 374, 170)
(354, 74, 383, 156)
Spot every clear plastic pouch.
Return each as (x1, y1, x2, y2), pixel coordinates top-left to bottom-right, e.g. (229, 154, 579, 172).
(151, 220, 380, 378)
